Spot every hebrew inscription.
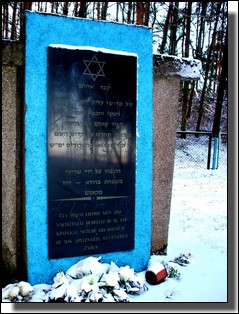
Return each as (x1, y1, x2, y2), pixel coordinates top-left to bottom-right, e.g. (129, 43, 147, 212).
(47, 46, 137, 259)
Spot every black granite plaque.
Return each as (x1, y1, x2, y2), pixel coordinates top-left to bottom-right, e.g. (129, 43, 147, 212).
(47, 46, 137, 259)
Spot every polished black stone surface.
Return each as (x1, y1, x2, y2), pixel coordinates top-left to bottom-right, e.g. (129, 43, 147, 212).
(47, 47, 137, 259)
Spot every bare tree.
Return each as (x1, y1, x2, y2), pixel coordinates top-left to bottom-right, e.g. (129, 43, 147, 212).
(62, 2, 69, 16)
(2, 2, 9, 39)
(144, 2, 150, 26)
(169, 2, 179, 55)
(159, 2, 173, 54)
(51, 2, 55, 13)
(78, 2, 88, 18)
(101, 2, 108, 20)
(136, 2, 149, 26)
(136, 2, 144, 25)
(196, 2, 222, 133)
(180, 1, 192, 138)
(97, 2, 101, 20)
(116, 2, 119, 22)
(212, 26, 227, 137)
(11, 2, 17, 40)
(127, 2, 133, 24)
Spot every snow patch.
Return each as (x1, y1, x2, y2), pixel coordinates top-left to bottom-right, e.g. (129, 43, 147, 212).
(49, 44, 138, 58)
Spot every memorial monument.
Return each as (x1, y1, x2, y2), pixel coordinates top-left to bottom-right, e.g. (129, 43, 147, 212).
(24, 12, 153, 284)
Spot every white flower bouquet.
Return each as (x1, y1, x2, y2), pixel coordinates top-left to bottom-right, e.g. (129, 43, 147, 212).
(1, 256, 148, 303)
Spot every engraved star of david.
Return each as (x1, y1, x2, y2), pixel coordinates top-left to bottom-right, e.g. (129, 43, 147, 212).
(83, 55, 105, 81)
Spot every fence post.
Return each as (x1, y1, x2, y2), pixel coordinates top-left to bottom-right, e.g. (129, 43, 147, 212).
(212, 136, 219, 170)
(207, 133, 212, 169)
(217, 132, 221, 169)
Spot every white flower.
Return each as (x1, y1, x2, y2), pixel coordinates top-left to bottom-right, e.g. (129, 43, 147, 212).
(100, 262, 110, 274)
(108, 261, 120, 273)
(80, 274, 100, 293)
(48, 281, 69, 301)
(8, 286, 20, 298)
(65, 282, 79, 302)
(101, 291, 115, 302)
(103, 271, 120, 288)
(18, 281, 33, 296)
(112, 288, 129, 302)
(78, 256, 104, 276)
(2, 289, 10, 300)
(88, 289, 103, 302)
(2, 284, 17, 300)
(119, 265, 135, 283)
(66, 256, 105, 278)
(31, 284, 52, 302)
(52, 270, 67, 288)
(1, 257, 151, 302)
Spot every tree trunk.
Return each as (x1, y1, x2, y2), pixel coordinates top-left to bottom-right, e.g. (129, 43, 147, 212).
(101, 2, 108, 20)
(97, 2, 101, 20)
(132, 2, 136, 24)
(159, 2, 173, 54)
(169, 2, 179, 55)
(196, 2, 207, 59)
(11, 2, 17, 40)
(55, 2, 59, 14)
(186, 81, 195, 119)
(144, 2, 150, 26)
(63, 2, 69, 16)
(181, 81, 190, 138)
(180, 2, 192, 138)
(196, 2, 222, 133)
(79, 2, 88, 18)
(116, 2, 119, 22)
(184, 1, 192, 58)
(127, 2, 133, 24)
(121, 2, 125, 23)
(3, 3, 8, 39)
(212, 29, 227, 137)
(151, 2, 157, 29)
(24, 2, 32, 10)
(19, 2, 25, 41)
(136, 2, 144, 25)
(74, 2, 78, 17)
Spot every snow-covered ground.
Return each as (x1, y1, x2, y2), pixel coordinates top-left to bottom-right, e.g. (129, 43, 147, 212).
(2, 138, 235, 312)
(130, 167, 228, 303)
(129, 138, 229, 304)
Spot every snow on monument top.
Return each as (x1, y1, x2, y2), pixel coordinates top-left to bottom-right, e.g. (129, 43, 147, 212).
(153, 54, 202, 81)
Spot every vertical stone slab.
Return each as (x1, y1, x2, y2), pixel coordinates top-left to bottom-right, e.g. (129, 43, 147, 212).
(152, 77, 180, 253)
(2, 65, 18, 280)
(25, 12, 153, 285)
(2, 42, 25, 284)
(152, 55, 202, 253)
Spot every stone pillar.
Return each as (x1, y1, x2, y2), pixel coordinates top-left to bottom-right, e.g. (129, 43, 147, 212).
(2, 41, 25, 285)
(152, 55, 202, 254)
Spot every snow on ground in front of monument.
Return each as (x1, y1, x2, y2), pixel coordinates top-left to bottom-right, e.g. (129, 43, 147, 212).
(129, 140, 228, 302)
(129, 167, 228, 302)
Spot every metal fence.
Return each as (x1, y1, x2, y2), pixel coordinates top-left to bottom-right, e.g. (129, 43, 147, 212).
(174, 131, 227, 170)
